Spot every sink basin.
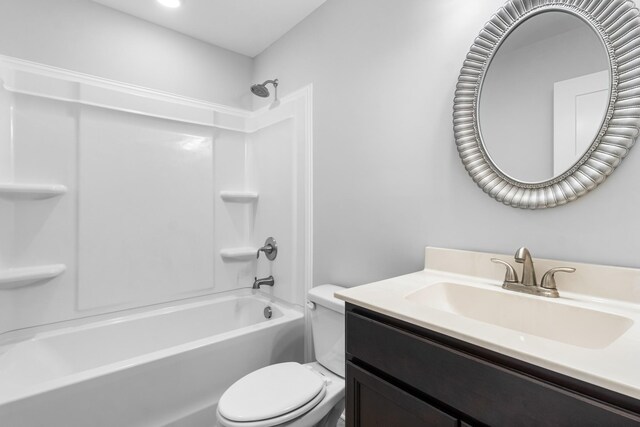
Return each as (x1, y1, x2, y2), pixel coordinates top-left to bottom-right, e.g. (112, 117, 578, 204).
(405, 282, 633, 349)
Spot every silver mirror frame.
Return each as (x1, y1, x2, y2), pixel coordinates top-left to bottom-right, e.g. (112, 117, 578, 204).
(454, 0, 640, 209)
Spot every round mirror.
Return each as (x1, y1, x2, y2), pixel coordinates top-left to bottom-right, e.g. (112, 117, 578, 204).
(453, 0, 640, 209)
(479, 11, 610, 183)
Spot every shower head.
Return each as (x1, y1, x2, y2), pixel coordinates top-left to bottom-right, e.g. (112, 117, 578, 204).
(250, 79, 279, 98)
(251, 83, 270, 97)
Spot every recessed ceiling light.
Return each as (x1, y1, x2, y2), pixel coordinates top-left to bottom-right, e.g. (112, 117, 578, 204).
(157, 0, 182, 8)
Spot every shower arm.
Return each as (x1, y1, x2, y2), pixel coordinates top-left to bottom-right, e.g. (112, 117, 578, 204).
(262, 79, 279, 102)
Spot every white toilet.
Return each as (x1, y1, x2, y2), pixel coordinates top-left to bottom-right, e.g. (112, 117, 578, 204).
(216, 285, 346, 427)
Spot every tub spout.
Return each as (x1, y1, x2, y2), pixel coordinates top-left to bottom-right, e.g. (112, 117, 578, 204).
(253, 276, 274, 289)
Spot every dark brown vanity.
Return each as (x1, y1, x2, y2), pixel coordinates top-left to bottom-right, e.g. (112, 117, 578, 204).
(345, 303, 640, 426)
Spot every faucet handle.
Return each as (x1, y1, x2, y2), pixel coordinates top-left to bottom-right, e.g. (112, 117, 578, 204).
(256, 237, 278, 260)
(491, 258, 519, 283)
(540, 267, 576, 290)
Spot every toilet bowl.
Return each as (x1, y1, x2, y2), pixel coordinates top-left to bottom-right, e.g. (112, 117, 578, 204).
(217, 285, 346, 427)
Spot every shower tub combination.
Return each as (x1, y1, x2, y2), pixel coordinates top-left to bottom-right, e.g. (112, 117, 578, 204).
(0, 290, 304, 426)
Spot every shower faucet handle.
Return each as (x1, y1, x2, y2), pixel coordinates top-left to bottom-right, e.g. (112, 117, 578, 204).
(256, 237, 278, 260)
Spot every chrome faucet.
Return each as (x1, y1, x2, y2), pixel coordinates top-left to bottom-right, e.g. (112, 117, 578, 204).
(253, 275, 275, 289)
(491, 247, 575, 298)
(514, 247, 536, 287)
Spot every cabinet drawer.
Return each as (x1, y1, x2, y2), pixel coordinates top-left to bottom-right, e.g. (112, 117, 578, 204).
(346, 361, 458, 427)
(346, 311, 640, 426)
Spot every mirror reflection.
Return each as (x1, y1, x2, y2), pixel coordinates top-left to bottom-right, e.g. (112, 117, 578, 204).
(479, 11, 610, 183)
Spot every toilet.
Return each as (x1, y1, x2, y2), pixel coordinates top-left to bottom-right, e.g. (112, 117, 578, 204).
(216, 285, 346, 427)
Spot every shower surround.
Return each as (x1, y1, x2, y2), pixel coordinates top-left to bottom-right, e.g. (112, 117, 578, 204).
(0, 55, 312, 425)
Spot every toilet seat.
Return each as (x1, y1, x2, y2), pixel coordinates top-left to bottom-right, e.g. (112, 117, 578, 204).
(217, 362, 328, 427)
(217, 387, 326, 427)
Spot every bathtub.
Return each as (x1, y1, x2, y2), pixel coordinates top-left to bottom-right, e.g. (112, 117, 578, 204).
(0, 290, 305, 427)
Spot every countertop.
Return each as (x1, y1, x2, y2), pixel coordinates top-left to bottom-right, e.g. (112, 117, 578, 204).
(335, 264, 640, 400)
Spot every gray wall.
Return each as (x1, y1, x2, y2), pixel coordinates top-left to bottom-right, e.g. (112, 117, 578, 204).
(5, 0, 638, 288)
(0, 0, 253, 108)
(253, 0, 640, 286)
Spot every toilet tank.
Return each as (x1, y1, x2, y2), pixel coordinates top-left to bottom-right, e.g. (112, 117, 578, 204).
(307, 284, 346, 377)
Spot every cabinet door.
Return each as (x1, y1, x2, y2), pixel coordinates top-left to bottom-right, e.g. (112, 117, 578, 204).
(346, 362, 458, 427)
(347, 310, 640, 426)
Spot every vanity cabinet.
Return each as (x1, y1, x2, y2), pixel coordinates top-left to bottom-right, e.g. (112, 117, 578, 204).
(345, 303, 640, 426)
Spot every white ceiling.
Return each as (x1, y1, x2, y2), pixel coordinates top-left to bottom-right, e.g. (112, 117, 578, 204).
(91, 0, 326, 57)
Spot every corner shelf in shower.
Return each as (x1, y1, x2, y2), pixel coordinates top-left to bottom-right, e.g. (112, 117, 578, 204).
(0, 183, 68, 201)
(220, 191, 259, 203)
(220, 247, 257, 261)
(0, 264, 66, 290)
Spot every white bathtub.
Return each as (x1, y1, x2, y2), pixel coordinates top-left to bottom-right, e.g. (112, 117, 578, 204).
(0, 290, 305, 427)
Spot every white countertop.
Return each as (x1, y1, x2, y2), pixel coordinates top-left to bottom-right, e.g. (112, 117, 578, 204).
(335, 250, 640, 401)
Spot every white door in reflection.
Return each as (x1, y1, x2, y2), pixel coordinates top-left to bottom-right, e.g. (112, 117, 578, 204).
(553, 70, 609, 176)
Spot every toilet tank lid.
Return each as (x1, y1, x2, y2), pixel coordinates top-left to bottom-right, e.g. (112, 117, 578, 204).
(308, 284, 345, 314)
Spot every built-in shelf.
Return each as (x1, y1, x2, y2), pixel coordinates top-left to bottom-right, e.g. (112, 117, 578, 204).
(220, 247, 257, 261)
(0, 264, 66, 290)
(0, 183, 68, 201)
(220, 191, 259, 203)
